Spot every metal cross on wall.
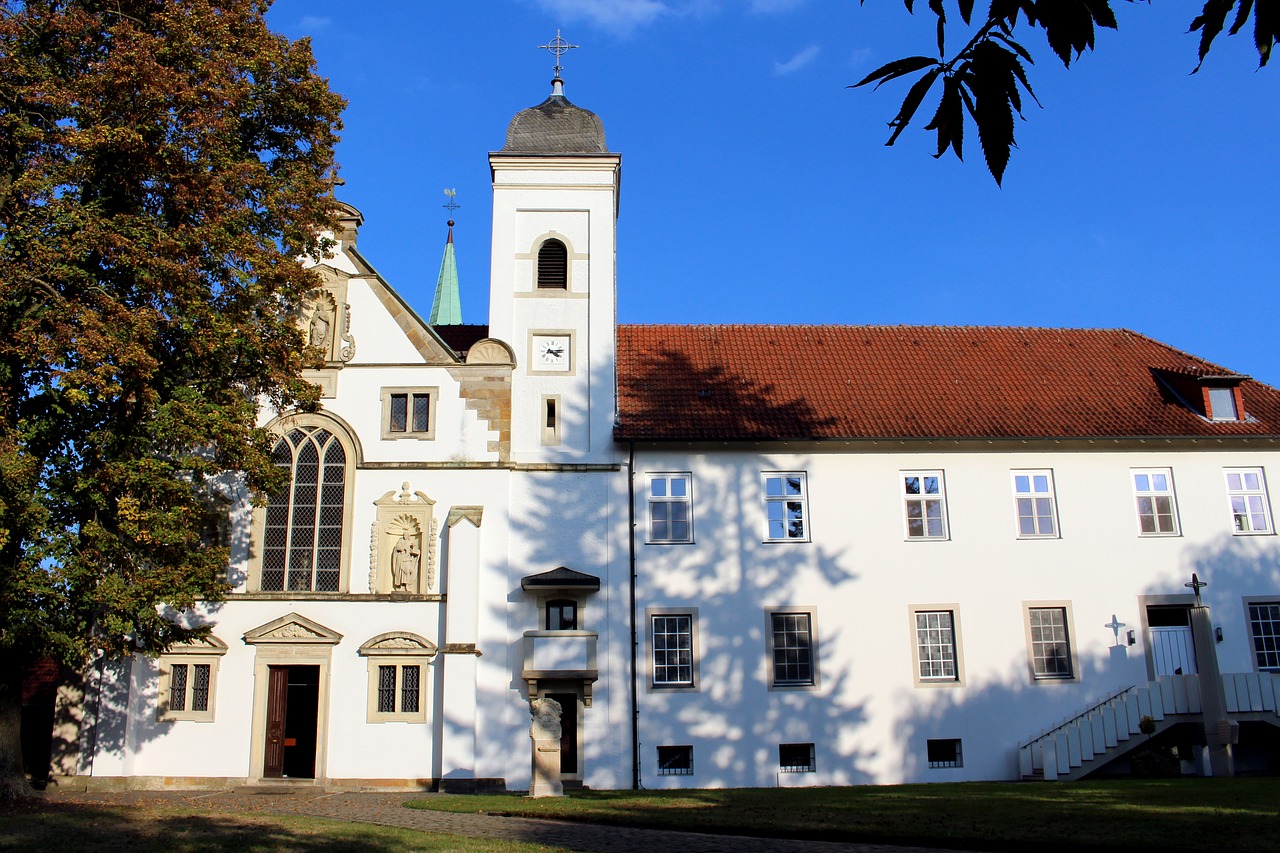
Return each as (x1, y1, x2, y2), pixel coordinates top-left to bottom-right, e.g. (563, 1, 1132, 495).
(1185, 571, 1207, 606)
(538, 29, 579, 77)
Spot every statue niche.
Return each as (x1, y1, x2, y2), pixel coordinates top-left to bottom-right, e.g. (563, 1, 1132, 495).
(298, 270, 356, 366)
(370, 483, 437, 595)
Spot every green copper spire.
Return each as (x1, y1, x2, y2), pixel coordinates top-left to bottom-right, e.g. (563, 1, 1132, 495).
(430, 191, 462, 325)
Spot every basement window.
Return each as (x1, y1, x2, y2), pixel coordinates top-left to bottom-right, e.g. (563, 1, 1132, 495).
(927, 738, 963, 768)
(656, 745, 693, 776)
(779, 742, 816, 773)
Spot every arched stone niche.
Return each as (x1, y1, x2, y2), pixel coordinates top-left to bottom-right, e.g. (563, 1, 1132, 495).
(369, 482, 438, 594)
(300, 268, 356, 365)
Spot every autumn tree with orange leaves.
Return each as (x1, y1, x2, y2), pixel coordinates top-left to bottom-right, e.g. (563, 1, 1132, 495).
(0, 0, 344, 797)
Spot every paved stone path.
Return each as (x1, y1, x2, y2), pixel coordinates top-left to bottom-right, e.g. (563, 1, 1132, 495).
(46, 789, 979, 853)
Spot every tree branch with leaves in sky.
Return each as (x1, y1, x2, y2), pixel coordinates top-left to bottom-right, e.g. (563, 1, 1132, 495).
(853, 1, 1278, 184)
(0, 0, 345, 798)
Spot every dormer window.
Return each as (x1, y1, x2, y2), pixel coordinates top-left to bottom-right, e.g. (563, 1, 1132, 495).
(537, 239, 568, 289)
(1207, 386, 1240, 421)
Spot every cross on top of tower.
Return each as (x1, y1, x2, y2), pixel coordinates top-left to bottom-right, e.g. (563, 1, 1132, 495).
(443, 188, 460, 218)
(538, 29, 579, 79)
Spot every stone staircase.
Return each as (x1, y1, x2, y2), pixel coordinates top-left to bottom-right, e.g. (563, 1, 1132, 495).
(1018, 672, 1280, 781)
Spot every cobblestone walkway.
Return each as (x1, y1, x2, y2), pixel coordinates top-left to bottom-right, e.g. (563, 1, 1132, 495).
(46, 789, 979, 853)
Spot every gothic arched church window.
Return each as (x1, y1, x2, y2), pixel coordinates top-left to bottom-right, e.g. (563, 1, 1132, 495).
(259, 426, 349, 592)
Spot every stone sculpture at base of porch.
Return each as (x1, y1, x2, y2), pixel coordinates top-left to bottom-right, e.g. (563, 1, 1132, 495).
(528, 697, 564, 798)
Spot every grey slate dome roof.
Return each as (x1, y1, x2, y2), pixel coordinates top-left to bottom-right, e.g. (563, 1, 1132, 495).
(502, 89, 608, 154)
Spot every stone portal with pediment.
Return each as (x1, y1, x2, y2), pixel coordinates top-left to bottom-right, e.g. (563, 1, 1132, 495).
(370, 482, 438, 594)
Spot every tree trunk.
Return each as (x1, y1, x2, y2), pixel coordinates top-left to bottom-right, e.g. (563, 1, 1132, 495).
(0, 654, 34, 799)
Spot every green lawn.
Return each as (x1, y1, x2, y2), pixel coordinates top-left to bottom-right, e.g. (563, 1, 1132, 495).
(0, 798, 565, 853)
(407, 779, 1280, 853)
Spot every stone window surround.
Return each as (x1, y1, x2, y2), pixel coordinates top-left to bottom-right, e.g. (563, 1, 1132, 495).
(646, 607, 700, 692)
(765, 606, 820, 691)
(908, 605, 966, 688)
(380, 386, 439, 441)
(156, 635, 228, 723)
(1022, 601, 1080, 683)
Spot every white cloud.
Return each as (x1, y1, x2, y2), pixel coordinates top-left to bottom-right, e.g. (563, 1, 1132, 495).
(298, 15, 332, 31)
(534, 0, 670, 34)
(774, 44, 820, 75)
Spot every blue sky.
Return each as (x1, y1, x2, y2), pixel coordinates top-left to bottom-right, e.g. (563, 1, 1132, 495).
(267, 1, 1280, 387)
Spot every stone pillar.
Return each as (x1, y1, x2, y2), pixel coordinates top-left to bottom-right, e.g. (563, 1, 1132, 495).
(440, 508, 483, 790)
(528, 697, 564, 798)
(1190, 604, 1235, 777)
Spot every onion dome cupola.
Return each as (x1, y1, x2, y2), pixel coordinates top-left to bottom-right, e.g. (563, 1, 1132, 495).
(502, 31, 607, 155)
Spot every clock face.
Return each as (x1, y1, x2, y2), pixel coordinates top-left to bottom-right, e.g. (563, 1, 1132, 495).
(534, 335, 571, 371)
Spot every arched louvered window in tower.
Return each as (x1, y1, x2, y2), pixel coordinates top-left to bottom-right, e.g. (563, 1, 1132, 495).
(260, 426, 347, 592)
(537, 239, 568, 289)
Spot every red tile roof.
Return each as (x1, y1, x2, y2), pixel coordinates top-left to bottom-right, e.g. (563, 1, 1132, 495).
(615, 325, 1280, 441)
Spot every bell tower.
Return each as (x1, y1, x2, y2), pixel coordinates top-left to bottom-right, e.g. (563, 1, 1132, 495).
(488, 59, 620, 462)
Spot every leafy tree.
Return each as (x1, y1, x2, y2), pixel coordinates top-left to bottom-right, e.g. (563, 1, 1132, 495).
(0, 0, 344, 797)
(854, 1, 1278, 183)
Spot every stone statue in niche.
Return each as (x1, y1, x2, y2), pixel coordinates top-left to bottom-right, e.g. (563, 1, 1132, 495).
(308, 298, 334, 351)
(528, 697, 564, 798)
(391, 532, 421, 592)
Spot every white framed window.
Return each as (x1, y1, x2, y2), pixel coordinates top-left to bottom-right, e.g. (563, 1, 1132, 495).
(1225, 468, 1273, 535)
(1023, 603, 1078, 682)
(902, 471, 948, 539)
(766, 607, 818, 689)
(648, 609, 698, 690)
(656, 745, 693, 776)
(910, 607, 964, 686)
(380, 387, 437, 440)
(1207, 386, 1241, 421)
(1246, 600, 1280, 673)
(359, 632, 437, 723)
(648, 474, 692, 543)
(778, 743, 815, 773)
(157, 636, 227, 723)
(762, 472, 809, 542)
(1132, 469, 1179, 536)
(1012, 470, 1057, 538)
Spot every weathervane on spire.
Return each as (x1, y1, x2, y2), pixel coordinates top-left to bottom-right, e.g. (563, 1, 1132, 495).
(538, 29, 579, 79)
(443, 188, 460, 221)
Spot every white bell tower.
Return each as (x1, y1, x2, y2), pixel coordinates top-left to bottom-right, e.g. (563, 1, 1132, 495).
(488, 67, 620, 462)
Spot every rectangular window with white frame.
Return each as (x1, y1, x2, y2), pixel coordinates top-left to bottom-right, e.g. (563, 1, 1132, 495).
(902, 471, 948, 539)
(1132, 469, 1179, 536)
(1012, 470, 1058, 538)
(648, 473, 692, 543)
(766, 607, 818, 689)
(762, 472, 809, 542)
(647, 608, 699, 691)
(1023, 602, 1078, 682)
(366, 661, 427, 722)
(156, 636, 227, 723)
(910, 607, 964, 686)
(1225, 468, 1273, 535)
(1246, 600, 1280, 673)
(380, 387, 438, 440)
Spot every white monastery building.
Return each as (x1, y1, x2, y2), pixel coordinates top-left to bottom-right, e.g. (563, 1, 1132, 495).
(55, 70, 1280, 791)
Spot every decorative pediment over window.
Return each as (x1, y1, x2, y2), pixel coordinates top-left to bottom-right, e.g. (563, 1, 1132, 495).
(243, 613, 343, 645)
(165, 635, 229, 656)
(358, 632, 439, 657)
(369, 482, 438, 595)
(521, 566, 601, 592)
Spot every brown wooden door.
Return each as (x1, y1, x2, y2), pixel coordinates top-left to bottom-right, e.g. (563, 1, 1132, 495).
(264, 666, 289, 778)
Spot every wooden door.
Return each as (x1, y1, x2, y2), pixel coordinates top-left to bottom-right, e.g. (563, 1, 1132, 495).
(264, 665, 289, 778)
(547, 691, 578, 777)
